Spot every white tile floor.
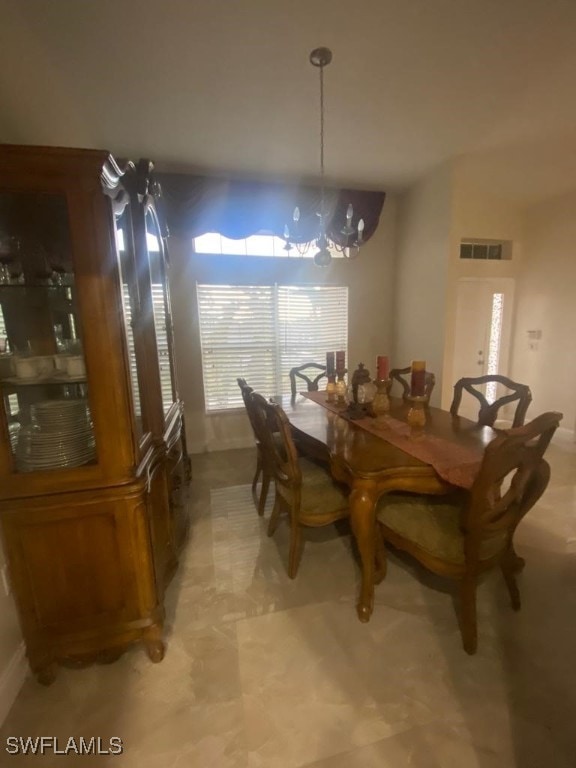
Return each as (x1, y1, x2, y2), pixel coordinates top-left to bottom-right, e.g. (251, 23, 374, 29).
(1, 443, 575, 767)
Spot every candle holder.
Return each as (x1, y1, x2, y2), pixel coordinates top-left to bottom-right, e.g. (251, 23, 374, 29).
(335, 374, 347, 407)
(325, 375, 336, 403)
(407, 395, 428, 437)
(371, 378, 391, 421)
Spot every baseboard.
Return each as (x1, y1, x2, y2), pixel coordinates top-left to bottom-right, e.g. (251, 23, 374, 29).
(188, 436, 254, 454)
(0, 643, 28, 726)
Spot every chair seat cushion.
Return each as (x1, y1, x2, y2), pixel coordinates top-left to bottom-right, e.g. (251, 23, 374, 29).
(376, 493, 506, 564)
(300, 457, 349, 517)
(277, 457, 348, 519)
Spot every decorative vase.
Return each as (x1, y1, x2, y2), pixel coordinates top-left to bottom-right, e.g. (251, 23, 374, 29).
(371, 379, 391, 421)
(407, 395, 428, 436)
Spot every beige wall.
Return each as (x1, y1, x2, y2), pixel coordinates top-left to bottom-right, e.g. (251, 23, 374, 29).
(509, 189, 576, 434)
(168, 196, 398, 452)
(440, 169, 526, 407)
(393, 163, 453, 405)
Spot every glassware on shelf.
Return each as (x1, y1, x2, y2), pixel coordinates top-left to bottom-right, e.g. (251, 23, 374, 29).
(0, 236, 20, 284)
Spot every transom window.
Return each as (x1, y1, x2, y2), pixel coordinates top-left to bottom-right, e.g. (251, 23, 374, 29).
(193, 232, 342, 258)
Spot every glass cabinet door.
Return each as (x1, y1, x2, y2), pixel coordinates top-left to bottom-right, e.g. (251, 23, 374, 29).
(0, 191, 96, 473)
(145, 207, 176, 416)
(115, 206, 145, 443)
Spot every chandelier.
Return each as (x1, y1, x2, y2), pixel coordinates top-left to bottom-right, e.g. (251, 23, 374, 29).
(284, 47, 365, 267)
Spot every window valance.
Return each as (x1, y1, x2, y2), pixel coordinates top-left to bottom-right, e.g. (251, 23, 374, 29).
(156, 173, 385, 247)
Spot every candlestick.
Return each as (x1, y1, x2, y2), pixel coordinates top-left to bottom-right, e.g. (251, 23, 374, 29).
(377, 355, 389, 381)
(335, 375, 347, 407)
(371, 378, 391, 421)
(411, 360, 426, 397)
(407, 395, 427, 437)
(326, 375, 336, 403)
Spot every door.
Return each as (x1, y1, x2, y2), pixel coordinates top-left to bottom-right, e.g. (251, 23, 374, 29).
(451, 278, 515, 419)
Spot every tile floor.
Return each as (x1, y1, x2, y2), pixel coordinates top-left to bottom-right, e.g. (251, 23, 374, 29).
(1, 442, 576, 767)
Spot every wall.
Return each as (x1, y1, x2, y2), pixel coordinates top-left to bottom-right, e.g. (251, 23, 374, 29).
(393, 163, 453, 405)
(168, 196, 398, 453)
(0, 540, 26, 725)
(442, 167, 526, 407)
(509, 189, 576, 434)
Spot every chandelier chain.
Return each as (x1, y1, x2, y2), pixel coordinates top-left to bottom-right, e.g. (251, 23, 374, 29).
(319, 62, 325, 189)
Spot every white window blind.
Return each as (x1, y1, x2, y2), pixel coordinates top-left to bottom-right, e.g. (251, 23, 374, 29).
(197, 284, 348, 411)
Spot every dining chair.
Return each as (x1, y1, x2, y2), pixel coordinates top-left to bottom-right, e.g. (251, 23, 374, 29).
(289, 362, 327, 397)
(450, 374, 532, 428)
(388, 366, 436, 400)
(250, 391, 349, 578)
(236, 378, 271, 516)
(375, 410, 562, 654)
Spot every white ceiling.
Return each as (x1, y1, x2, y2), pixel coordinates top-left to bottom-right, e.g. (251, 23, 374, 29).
(2, 0, 576, 204)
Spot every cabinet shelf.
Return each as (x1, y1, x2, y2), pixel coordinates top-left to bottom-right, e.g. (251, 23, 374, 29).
(1, 375, 87, 386)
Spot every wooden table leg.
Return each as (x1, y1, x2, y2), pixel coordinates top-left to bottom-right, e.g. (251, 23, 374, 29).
(349, 482, 378, 623)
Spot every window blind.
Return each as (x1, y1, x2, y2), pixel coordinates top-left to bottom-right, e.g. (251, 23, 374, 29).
(197, 284, 348, 411)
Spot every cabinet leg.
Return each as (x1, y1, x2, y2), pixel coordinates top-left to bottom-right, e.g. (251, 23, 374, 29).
(143, 625, 165, 663)
(35, 662, 58, 686)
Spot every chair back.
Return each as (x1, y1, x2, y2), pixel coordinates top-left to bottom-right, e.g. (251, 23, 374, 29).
(289, 363, 327, 397)
(250, 392, 301, 495)
(237, 377, 259, 438)
(463, 411, 562, 562)
(389, 366, 436, 400)
(450, 374, 532, 427)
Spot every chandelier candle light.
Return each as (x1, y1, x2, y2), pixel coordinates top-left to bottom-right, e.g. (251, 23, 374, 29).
(284, 48, 365, 266)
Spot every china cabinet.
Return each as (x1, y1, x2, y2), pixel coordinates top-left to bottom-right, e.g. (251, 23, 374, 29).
(0, 145, 190, 683)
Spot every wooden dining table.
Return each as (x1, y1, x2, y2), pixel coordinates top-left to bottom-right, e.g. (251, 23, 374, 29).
(277, 392, 498, 623)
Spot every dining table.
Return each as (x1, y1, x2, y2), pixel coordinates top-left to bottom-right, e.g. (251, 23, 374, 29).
(277, 391, 499, 623)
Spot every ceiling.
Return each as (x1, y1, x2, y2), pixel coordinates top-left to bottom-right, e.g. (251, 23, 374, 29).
(1, 0, 576, 205)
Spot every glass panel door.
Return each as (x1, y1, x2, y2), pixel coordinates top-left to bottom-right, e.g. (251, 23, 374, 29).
(0, 191, 96, 472)
(145, 208, 175, 416)
(115, 207, 144, 442)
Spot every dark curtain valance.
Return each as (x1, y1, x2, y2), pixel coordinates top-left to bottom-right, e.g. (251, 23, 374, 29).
(156, 173, 386, 247)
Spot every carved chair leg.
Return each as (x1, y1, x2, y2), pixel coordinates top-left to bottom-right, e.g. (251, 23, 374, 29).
(501, 550, 522, 610)
(288, 523, 303, 579)
(458, 575, 478, 655)
(374, 524, 387, 584)
(267, 496, 282, 537)
(252, 453, 262, 495)
(510, 543, 526, 573)
(258, 471, 271, 517)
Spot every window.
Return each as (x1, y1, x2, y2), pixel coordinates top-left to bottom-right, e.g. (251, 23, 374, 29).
(197, 284, 348, 411)
(459, 240, 512, 260)
(193, 232, 343, 259)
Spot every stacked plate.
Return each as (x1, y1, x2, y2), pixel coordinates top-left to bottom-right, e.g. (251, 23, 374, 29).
(15, 399, 96, 472)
